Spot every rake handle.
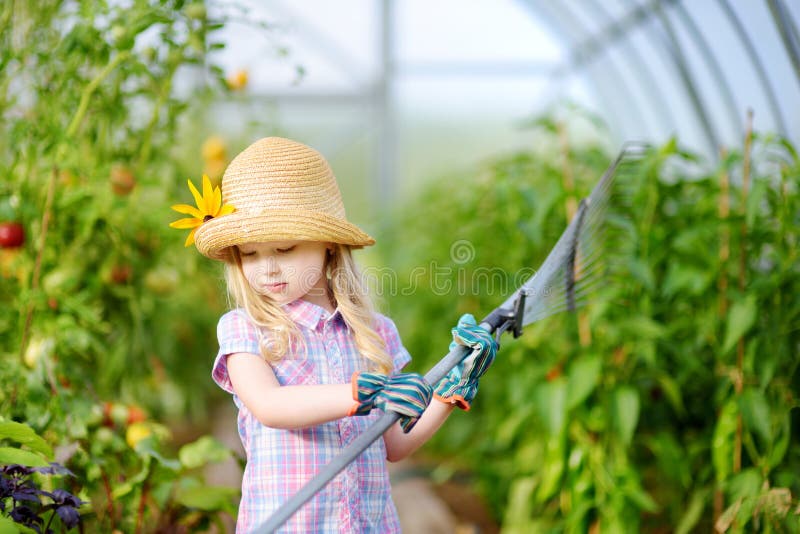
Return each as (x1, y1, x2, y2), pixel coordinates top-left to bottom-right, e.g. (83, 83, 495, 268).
(258, 318, 502, 532)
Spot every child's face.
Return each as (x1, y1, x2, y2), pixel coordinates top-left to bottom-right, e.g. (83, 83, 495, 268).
(237, 240, 332, 310)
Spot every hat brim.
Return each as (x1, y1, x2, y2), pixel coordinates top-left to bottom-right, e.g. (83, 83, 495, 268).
(193, 208, 375, 260)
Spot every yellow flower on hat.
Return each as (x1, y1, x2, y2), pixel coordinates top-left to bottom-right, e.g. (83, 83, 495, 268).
(170, 175, 235, 247)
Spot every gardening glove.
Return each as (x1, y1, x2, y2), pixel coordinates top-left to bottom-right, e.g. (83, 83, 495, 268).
(348, 372, 433, 433)
(434, 313, 498, 410)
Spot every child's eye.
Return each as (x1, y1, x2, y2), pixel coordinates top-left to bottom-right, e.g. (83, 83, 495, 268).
(276, 246, 295, 254)
(239, 249, 256, 257)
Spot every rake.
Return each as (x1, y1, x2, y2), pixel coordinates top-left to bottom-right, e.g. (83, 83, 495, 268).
(258, 141, 649, 532)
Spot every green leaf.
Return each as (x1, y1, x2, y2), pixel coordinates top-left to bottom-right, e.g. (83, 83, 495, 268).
(566, 355, 601, 410)
(112, 455, 152, 499)
(0, 518, 37, 534)
(0, 446, 49, 467)
(621, 316, 665, 340)
(135, 441, 181, 471)
(175, 485, 238, 512)
(656, 373, 685, 416)
(0, 421, 53, 458)
(660, 136, 678, 157)
(536, 434, 565, 502)
(769, 412, 791, 468)
(727, 468, 763, 501)
(503, 476, 537, 528)
(611, 386, 640, 446)
(621, 478, 659, 512)
(735, 495, 757, 528)
(645, 432, 690, 489)
(534, 379, 567, 436)
(739, 388, 772, 444)
(0, 515, 22, 534)
(179, 435, 231, 470)
(676, 489, 709, 534)
(627, 258, 656, 292)
(722, 295, 757, 354)
(712, 400, 738, 483)
(662, 263, 712, 297)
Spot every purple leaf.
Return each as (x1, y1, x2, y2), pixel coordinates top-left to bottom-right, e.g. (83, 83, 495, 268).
(57, 504, 82, 529)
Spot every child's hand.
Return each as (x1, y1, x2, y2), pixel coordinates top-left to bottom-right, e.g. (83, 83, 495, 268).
(434, 313, 498, 410)
(349, 372, 433, 433)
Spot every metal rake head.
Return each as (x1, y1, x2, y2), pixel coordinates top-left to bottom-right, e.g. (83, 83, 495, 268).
(505, 142, 649, 328)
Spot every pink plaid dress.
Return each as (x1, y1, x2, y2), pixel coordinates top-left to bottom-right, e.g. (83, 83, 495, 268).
(212, 299, 411, 533)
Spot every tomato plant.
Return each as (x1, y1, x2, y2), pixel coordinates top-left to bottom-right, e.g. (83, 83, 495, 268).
(0, 1, 261, 531)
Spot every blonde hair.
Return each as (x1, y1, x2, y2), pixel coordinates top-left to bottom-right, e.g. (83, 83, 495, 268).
(223, 243, 393, 374)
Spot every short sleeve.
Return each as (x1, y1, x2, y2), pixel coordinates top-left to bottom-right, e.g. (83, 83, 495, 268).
(212, 309, 261, 394)
(374, 314, 412, 373)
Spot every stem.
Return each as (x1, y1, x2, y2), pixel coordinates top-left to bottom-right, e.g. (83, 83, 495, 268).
(138, 72, 174, 165)
(0, 0, 12, 33)
(714, 146, 730, 525)
(733, 109, 754, 474)
(557, 121, 591, 347)
(780, 163, 792, 267)
(135, 479, 149, 534)
(713, 489, 724, 531)
(65, 51, 130, 139)
(739, 109, 753, 294)
(44, 509, 56, 533)
(718, 147, 730, 317)
(557, 122, 578, 221)
(19, 166, 57, 363)
(101, 469, 117, 529)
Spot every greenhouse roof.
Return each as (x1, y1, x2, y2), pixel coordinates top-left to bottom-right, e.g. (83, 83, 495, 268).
(208, 0, 799, 198)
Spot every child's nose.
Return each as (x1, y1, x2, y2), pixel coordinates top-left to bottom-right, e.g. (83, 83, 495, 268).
(264, 255, 280, 274)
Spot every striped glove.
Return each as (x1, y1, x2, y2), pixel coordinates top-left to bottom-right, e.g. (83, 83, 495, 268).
(434, 314, 498, 410)
(348, 372, 433, 433)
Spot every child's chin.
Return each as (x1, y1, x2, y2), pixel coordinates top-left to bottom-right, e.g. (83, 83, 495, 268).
(257, 291, 288, 304)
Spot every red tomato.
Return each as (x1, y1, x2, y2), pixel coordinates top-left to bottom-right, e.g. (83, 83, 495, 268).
(545, 364, 563, 382)
(0, 222, 24, 248)
(110, 165, 136, 196)
(110, 264, 132, 284)
(127, 405, 146, 425)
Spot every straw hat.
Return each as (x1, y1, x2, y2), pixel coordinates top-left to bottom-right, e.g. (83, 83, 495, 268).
(194, 137, 375, 260)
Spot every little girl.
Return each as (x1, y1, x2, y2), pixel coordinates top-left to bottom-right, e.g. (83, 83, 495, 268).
(171, 137, 497, 533)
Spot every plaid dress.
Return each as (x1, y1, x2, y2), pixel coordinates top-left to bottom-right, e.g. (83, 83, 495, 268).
(212, 299, 411, 533)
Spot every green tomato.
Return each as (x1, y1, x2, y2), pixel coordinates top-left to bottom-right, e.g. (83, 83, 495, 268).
(67, 421, 88, 440)
(110, 25, 127, 44)
(94, 426, 115, 446)
(144, 267, 178, 295)
(23, 337, 55, 368)
(109, 403, 130, 427)
(85, 404, 105, 428)
(42, 266, 81, 294)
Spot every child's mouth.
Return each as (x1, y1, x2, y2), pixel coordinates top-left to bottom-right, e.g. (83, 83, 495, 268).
(265, 282, 287, 292)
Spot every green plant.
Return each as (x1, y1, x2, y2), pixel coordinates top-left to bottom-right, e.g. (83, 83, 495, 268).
(1, 422, 83, 533)
(0, 1, 252, 530)
(1, 419, 237, 533)
(377, 114, 800, 532)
